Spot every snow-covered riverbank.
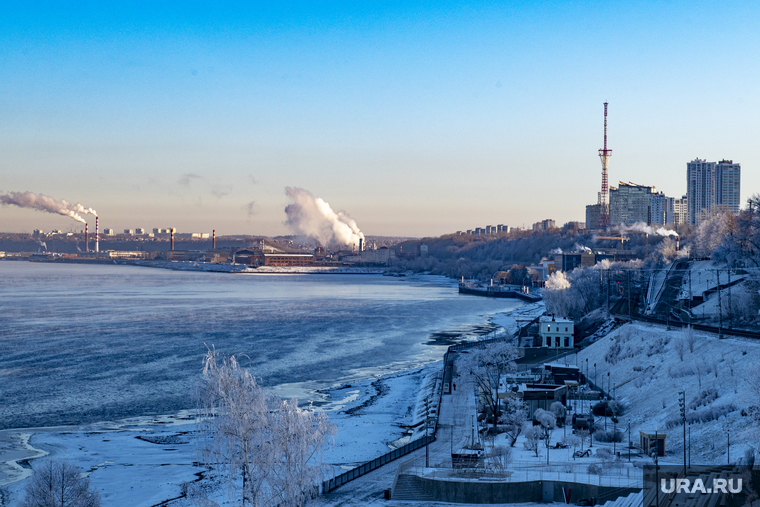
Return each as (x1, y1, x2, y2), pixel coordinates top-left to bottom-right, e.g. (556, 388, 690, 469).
(0, 301, 541, 506)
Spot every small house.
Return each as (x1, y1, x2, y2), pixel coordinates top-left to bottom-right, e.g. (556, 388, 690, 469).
(539, 316, 575, 349)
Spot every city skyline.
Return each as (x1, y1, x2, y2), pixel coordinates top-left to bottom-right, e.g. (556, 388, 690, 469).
(2, 1, 758, 236)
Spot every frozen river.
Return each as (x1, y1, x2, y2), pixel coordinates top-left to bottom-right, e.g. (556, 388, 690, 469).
(0, 262, 522, 429)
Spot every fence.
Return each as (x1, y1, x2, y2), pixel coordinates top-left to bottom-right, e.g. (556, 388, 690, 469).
(322, 316, 541, 494)
(322, 435, 435, 493)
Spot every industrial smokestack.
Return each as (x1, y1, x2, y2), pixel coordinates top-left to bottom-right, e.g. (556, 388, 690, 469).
(645, 233, 648, 258)
(676, 235, 680, 252)
(359, 238, 363, 252)
(95, 216, 99, 253)
(212, 229, 216, 250)
(85, 223, 89, 253)
(171, 230, 175, 251)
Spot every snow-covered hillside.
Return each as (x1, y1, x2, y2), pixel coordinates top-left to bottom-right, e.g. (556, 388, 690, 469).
(575, 322, 760, 464)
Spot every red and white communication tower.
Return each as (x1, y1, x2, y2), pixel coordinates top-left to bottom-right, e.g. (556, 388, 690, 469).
(598, 102, 612, 230)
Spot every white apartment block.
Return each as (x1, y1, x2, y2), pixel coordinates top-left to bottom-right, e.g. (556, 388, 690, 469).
(687, 158, 741, 225)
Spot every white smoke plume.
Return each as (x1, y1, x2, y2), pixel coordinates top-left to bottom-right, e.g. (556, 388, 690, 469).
(549, 247, 563, 255)
(574, 242, 592, 253)
(619, 222, 678, 237)
(284, 187, 364, 247)
(0, 191, 97, 224)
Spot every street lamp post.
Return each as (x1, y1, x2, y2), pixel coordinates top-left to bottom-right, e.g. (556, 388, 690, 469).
(655, 429, 660, 507)
(679, 391, 686, 475)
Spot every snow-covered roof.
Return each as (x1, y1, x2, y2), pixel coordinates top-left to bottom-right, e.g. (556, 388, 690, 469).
(539, 316, 573, 323)
(543, 362, 579, 370)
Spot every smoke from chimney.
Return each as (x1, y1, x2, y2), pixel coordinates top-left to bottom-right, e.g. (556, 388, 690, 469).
(0, 191, 97, 223)
(284, 187, 364, 247)
(619, 222, 678, 237)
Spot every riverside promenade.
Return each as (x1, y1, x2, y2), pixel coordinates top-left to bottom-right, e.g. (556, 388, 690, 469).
(315, 368, 479, 506)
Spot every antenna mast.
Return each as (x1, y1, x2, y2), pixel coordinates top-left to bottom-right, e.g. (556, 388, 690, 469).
(598, 102, 612, 230)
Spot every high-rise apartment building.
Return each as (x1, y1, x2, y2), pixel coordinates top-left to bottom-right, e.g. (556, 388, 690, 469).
(686, 158, 741, 225)
(609, 182, 656, 226)
(649, 192, 668, 225)
(666, 195, 688, 226)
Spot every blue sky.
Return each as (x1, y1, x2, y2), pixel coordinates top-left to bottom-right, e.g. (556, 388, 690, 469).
(1, 1, 758, 236)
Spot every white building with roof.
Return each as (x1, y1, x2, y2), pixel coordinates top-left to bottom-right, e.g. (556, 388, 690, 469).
(538, 316, 574, 348)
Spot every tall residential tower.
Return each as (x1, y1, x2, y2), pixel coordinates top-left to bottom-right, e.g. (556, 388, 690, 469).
(686, 159, 741, 225)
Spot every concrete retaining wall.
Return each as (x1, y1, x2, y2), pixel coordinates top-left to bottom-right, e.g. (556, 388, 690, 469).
(417, 475, 640, 504)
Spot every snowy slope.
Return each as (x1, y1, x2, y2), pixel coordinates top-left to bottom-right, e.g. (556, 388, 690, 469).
(574, 322, 760, 465)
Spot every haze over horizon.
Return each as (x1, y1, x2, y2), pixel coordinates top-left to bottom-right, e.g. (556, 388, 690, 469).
(2, 1, 758, 236)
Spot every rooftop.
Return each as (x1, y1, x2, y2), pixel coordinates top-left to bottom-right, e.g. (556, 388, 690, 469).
(539, 316, 573, 323)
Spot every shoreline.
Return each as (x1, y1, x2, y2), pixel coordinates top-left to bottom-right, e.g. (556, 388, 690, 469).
(0, 291, 543, 505)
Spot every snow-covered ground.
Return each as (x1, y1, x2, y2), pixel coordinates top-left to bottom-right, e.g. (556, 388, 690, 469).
(574, 322, 760, 465)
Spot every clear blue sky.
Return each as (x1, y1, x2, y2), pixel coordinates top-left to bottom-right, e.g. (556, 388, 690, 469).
(1, 1, 758, 236)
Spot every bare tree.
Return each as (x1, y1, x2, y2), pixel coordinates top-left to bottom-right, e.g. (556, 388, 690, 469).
(197, 347, 335, 507)
(463, 341, 518, 434)
(21, 460, 100, 507)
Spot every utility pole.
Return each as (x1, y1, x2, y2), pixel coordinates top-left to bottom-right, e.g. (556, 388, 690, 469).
(688, 266, 692, 315)
(717, 270, 724, 338)
(728, 269, 732, 328)
(679, 390, 686, 475)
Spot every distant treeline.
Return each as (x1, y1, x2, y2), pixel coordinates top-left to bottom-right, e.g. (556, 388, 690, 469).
(390, 229, 683, 280)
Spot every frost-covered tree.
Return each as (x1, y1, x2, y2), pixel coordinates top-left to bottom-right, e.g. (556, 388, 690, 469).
(498, 398, 527, 447)
(713, 195, 760, 267)
(543, 265, 604, 319)
(692, 208, 736, 259)
(550, 401, 567, 427)
(21, 460, 101, 507)
(197, 347, 335, 507)
(463, 341, 519, 434)
(534, 409, 556, 446)
(269, 398, 336, 507)
(523, 425, 541, 457)
(674, 335, 685, 362)
(683, 326, 696, 353)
